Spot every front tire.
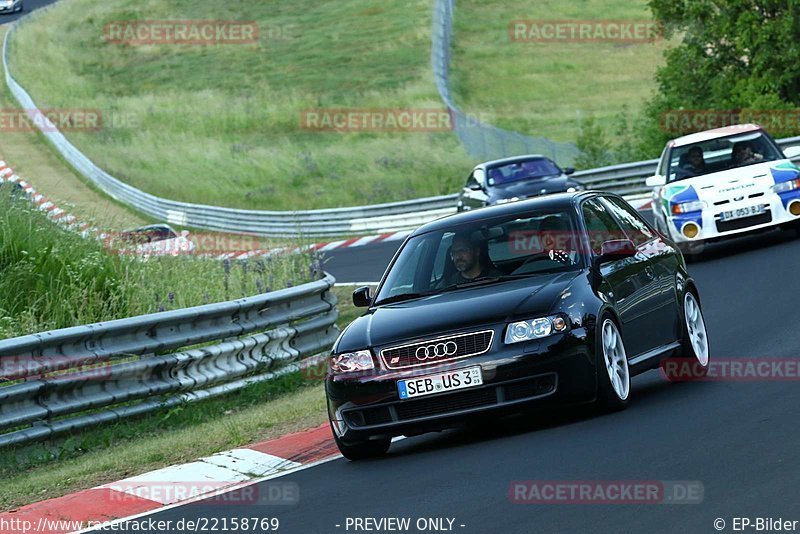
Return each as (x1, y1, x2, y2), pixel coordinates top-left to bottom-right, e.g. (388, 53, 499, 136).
(595, 316, 630, 410)
(331, 422, 390, 461)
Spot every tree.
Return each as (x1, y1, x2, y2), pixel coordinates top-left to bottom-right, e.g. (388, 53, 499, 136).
(637, 0, 800, 155)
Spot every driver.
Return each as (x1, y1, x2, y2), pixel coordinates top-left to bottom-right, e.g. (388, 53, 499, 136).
(683, 146, 706, 175)
(445, 232, 501, 285)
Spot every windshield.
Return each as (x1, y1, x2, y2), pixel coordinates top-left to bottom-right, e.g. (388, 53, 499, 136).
(373, 209, 582, 305)
(667, 131, 784, 182)
(486, 158, 562, 187)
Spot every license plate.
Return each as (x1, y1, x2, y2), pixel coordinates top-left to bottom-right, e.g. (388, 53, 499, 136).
(397, 366, 483, 400)
(719, 205, 765, 221)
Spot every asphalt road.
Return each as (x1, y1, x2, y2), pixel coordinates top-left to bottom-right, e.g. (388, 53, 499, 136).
(104, 224, 800, 534)
(0, 0, 57, 23)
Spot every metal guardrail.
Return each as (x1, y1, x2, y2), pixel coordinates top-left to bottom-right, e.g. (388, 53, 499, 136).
(0, 274, 339, 448)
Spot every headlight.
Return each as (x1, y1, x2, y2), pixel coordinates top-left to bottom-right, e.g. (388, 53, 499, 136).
(772, 179, 800, 193)
(330, 350, 375, 374)
(567, 184, 585, 193)
(671, 200, 705, 214)
(505, 314, 569, 344)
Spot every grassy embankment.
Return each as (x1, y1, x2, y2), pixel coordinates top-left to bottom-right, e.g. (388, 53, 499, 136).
(10, 0, 474, 211)
(450, 0, 671, 145)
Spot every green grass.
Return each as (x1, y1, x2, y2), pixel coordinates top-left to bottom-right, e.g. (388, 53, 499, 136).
(0, 188, 318, 338)
(9, 0, 475, 211)
(449, 0, 672, 146)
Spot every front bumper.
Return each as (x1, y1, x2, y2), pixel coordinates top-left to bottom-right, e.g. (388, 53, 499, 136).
(326, 327, 596, 443)
(664, 190, 800, 243)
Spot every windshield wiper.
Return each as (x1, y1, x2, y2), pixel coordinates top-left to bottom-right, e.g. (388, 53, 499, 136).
(373, 292, 433, 306)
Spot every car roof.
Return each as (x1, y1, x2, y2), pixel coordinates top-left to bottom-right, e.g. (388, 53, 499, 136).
(474, 154, 552, 170)
(411, 192, 597, 235)
(670, 123, 762, 148)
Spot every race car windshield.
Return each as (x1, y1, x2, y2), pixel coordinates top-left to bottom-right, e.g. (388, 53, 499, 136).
(373, 210, 583, 306)
(668, 131, 784, 182)
(486, 158, 562, 186)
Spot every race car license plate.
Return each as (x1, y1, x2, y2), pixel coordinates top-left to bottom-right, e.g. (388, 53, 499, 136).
(719, 205, 765, 222)
(397, 366, 482, 400)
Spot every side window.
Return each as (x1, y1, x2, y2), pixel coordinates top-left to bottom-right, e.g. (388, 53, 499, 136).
(601, 197, 655, 247)
(581, 199, 626, 255)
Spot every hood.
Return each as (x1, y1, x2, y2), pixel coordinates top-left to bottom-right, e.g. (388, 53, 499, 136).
(662, 160, 798, 206)
(335, 271, 580, 351)
(488, 174, 575, 203)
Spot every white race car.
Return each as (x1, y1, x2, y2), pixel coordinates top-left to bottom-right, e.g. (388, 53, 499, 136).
(646, 124, 800, 256)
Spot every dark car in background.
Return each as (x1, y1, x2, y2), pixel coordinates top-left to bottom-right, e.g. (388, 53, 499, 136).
(456, 155, 584, 212)
(326, 192, 710, 460)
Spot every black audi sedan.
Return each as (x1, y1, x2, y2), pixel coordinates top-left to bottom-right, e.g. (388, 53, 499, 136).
(326, 192, 710, 459)
(456, 155, 584, 212)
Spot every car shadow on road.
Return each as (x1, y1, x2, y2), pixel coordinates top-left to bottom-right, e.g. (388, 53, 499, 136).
(688, 227, 797, 264)
(385, 369, 717, 459)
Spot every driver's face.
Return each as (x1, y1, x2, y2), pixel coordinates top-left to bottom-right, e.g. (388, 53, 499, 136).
(689, 151, 703, 166)
(450, 242, 478, 273)
(735, 146, 752, 161)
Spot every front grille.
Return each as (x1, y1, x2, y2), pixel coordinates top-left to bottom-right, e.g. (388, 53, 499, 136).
(715, 211, 772, 233)
(342, 374, 558, 428)
(380, 330, 494, 369)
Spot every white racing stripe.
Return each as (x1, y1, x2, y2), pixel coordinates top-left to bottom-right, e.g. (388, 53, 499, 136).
(74, 436, 408, 533)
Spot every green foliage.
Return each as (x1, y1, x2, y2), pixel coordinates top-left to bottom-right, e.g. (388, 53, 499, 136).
(576, 116, 613, 169)
(638, 0, 800, 155)
(0, 190, 314, 338)
(576, 107, 652, 169)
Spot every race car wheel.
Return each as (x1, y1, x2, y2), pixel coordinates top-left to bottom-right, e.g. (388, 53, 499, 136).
(664, 290, 710, 382)
(596, 316, 630, 411)
(331, 422, 391, 461)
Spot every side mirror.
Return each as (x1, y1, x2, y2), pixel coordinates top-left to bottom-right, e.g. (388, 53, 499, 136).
(563, 167, 575, 175)
(598, 239, 637, 264)
(783, 145, 800, 160)
(352, 286, 373, 307)
(646, 175, 666, 187)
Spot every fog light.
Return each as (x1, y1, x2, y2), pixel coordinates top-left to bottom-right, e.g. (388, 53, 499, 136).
(682, 222, 700, 239)
(789, 200, 800, 217)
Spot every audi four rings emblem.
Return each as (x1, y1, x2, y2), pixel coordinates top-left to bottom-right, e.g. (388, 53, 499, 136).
(415, 341, 458, 360)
